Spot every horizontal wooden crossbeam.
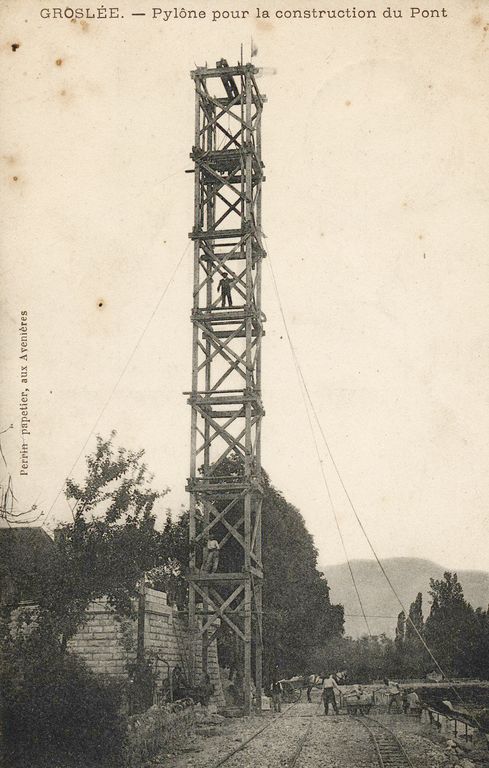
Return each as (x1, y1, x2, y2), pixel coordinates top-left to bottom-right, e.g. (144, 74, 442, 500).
(189, 571, 250, 583)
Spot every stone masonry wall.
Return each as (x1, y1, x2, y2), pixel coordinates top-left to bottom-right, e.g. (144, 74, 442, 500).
(68, 587, 224, 705)
(68, 599, 134, 676)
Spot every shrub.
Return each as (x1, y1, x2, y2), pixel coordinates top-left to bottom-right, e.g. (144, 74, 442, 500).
(124, 705, 195, 766)
(1, 623, 127, 767)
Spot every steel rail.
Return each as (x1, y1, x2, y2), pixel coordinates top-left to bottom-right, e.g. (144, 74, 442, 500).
(207, 701, 321, 768)
(353, 714, 416, 768)
(286, 703, 322, 767)
(207, 703, 297, 768)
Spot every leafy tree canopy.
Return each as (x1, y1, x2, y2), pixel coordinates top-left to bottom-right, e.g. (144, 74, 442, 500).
(27, 432, 169, 648)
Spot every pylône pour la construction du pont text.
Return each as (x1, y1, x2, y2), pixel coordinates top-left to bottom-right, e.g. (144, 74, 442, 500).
(38, 6, 449, 21)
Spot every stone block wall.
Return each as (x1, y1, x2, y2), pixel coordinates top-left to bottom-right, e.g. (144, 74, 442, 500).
(68, 588, 224, 705)
(68, 599, 134, 676)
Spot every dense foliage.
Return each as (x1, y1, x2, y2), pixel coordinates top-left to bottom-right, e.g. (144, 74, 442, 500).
(6, 433, 170, 652)
(261, 473, 344, 680)
(3, 436, 344, 764)
(149, 454, 345, 682)
(2, 434, 168, 766)
(1, 613, 126, 767)
(314, 573, 489, 683)
(425, 572, 489, 679)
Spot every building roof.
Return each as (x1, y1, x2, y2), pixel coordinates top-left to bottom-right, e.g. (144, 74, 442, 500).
(0, 526, 54, 604)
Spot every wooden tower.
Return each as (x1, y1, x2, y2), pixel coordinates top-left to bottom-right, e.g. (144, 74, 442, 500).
(186, 59, 266, 714)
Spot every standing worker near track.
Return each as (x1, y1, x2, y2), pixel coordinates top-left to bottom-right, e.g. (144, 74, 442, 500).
(384, 679, 402, 712)
(306, 673, 318, 703)
(270, 677, 283, 713)
(322, 674, 340, 715)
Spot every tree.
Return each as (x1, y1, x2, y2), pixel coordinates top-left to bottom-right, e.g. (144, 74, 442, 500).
(148, 510, 189, 609)
(406, 592, 424, 640)
(425, 572, 475, 676)
(16, 432, 168, 649)
(1, 434, 175, 764)
(467, 608, 489, 680)
(395, 610, 405, 646)
(259, 472, 344, 681)
(149, 453, 345, 684)
(398, 591, 430, 678)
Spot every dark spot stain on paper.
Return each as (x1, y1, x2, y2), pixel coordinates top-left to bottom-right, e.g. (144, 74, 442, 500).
(70, 18, 89, 30)
(97, 300, 104, 309)
(12, 176, 18, 182)
(11, 43, 20, 52)
(255, 17, 274, 32)
(59, 89, 75, 104)
(56, 58, 63, 66)
(59, 88, 75, 104)
(345, 100, 351, 107)
(418, 234, 423, 240)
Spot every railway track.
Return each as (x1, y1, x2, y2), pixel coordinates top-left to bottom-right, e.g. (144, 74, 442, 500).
(208, 701, 322, 768)
(206, 704, 417, 768)
(353, 714, 416, 768)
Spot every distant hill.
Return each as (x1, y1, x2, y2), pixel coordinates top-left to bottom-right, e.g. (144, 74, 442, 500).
(321, 558, 489, 639)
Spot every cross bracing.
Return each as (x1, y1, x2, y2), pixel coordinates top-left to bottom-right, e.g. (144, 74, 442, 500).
(187, 60, 265, 714)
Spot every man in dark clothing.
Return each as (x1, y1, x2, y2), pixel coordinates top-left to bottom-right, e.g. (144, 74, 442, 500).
(172, 665, 186, 700)
(199, 673, 215, 706)
(218, 273, 233, 307)
(270, 679, 283, 712)
(306, 673, 319, 703)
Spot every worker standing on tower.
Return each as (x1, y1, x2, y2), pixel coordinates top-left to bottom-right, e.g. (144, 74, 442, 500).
(218, 273, 233, 307)
(202, 538, 220, 572)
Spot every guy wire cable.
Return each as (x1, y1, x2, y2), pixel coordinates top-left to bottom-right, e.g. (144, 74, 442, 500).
(42, 240, 190, 528)
(266, 246, 484, 727)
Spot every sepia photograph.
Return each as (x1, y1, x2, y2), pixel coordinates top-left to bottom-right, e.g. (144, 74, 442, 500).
(1, 1, 489, 766)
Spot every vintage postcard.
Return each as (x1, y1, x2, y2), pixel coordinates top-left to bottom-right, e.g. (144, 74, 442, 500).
(1, 1, 488, 766)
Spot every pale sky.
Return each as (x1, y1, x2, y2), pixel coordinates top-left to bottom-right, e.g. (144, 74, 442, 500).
(1, 1, 488, 573)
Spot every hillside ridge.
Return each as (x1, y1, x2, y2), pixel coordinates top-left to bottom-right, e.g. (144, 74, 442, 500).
(321, 557, 489, 639)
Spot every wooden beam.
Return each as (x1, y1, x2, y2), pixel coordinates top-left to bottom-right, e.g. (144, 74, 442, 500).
(189, 571, 248, 583)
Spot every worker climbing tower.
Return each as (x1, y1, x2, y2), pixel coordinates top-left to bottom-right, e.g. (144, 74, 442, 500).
(186, 59, 266, 714)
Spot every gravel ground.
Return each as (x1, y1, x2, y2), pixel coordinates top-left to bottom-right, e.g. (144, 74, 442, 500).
(295, 713, 378, 768)
(150, 692, 488, 768)
(364, 713, 489, 768)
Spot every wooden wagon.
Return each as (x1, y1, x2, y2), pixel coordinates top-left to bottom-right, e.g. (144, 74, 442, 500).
(343, 689, 373, 715)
